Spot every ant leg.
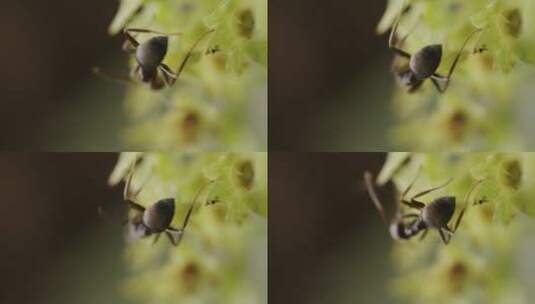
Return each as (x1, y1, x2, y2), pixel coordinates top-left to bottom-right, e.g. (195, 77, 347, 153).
(165, 229, 183, 246)
(418, 229, 428, 241)
(398, 18, 420, 46)
(401, 200, 425, 210)
(152, 233, 162, 245)
(180, 180, 217, 230)
(388, 6, 411, 59)
(158, 64, 176, 86)
(122, 162, 149, 211)
(364, 172, 388, 224)
(431, 28, 483, 93)
(443, 178, 484, 234)
(122, 29, 141, 48)
(400, 166, 422, 201)
(439, 229, 450, 245)
(166, 227, 184, 246)
(431, 77, 446, 93)
(444, 207, 466, 236)
(122, 28, 182, 51)
(410, 178, 453, 201)
(165, 180, 217, 246)
(444, 178, 485, 233)
(168, 29, 216, 85)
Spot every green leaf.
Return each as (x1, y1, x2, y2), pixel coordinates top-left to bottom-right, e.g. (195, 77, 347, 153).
(108, 0, 144, 34)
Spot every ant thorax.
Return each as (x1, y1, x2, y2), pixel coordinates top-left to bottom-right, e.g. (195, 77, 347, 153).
(409, 44, 442, 79)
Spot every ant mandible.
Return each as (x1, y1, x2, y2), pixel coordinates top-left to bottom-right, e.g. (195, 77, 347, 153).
(364, 170, 482, 244)
(388, 7, 482, 93)
(94, 27, 215, 90)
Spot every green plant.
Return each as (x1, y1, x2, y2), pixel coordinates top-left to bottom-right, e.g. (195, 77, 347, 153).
(108, 152, 267, 303)
(109, 0, 267, 150)
(376, 152, 535, 303)
(378, 0, 535, 150)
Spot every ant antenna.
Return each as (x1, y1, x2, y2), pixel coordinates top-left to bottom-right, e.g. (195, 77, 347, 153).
(123, 28, 184, 36)
(464, 178, 485, 207)
(431, 28, 483, 92)
(167, 179, 218, 246)
(364, 171, 387, 224)
(169, 29, 216, 84)
(446, 178, 485, 235)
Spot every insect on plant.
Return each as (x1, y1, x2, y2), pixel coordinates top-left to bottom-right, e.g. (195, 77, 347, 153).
(94, 27, 215, 90)
(363, 170, 483, 244)
(388, 6, 482, 93)
(99, 162, 216, 246)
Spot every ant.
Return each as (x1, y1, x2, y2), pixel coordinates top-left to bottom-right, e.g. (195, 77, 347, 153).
(364, 170, 483, 245)
(388, 6, 482, 93)
(99, 162, 215, 246)
(94, 27, 215, 90)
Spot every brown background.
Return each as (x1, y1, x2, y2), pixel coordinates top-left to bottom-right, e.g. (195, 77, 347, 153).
(1, 1, 124, 150)
(0, 153, 125, 303)
(269, 153, 397, 303)
(269, 0, 394, 151)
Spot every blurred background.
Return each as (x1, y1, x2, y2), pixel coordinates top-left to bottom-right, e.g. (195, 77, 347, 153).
(270, 1, 395, 151)
(0, 153, 129, 303)
(2, 1, 131, 150)
(269, 152, 398, 303)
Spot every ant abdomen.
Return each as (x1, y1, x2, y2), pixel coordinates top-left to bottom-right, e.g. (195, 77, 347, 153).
(136, 36, 169, 70)
(410, 44, 442, 79)
(422, 196, 455, 228)
(143, 198, 175, 233)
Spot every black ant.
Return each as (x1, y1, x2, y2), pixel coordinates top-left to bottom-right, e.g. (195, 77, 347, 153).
(94, 28, 215, 90)
(364, 170, 482, 244)
(99, 162, 215, 246)
(388, 7, 482, 93)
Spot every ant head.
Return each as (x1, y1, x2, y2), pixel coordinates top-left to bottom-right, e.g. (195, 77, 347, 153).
(389, 221, 407, 240)
(410, 44, 442, 79)
(143, 198, 175, 233)
(422, 196, 455, 228)
(136, 36, 169, 71)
